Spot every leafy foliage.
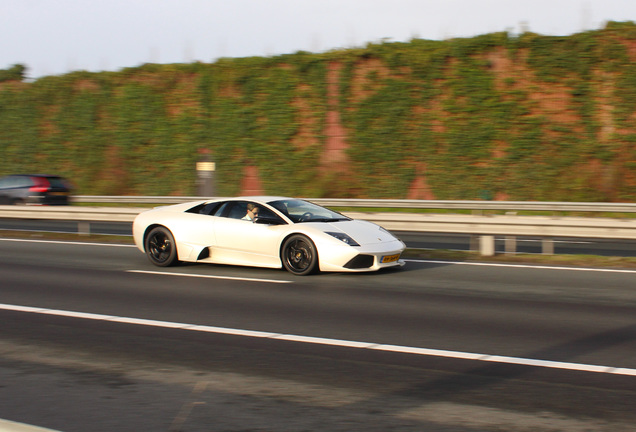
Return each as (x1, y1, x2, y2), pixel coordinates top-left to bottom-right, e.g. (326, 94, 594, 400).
(1, 22, 636, 201)
(0, 64, 26, 82)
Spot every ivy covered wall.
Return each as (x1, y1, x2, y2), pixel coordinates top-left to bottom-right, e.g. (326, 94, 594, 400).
(1, 22, 635, 201)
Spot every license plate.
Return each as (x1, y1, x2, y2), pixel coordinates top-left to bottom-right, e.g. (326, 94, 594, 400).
(381, 254, 400, 263)
(50, 191, 68, 196)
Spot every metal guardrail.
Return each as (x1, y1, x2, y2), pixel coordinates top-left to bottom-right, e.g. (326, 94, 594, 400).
(0, 206, 143, 222)
(72, 196, 636, 213)
(344, 211, 636, 255)
(0, 205, 144, 239)
(2, 200, 636, 256)
(73, 196, 198, 205)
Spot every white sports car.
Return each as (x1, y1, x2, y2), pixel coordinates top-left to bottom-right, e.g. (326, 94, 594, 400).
(132, 196, 406, 275)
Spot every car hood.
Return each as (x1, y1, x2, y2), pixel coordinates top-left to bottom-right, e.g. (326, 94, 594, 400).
(313, 219, 400, 245)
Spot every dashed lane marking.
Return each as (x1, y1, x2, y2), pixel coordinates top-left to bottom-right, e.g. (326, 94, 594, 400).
(127, 269, 292, 284)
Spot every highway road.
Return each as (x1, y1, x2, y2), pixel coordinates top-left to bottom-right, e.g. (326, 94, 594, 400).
(0, 238, 635, 431)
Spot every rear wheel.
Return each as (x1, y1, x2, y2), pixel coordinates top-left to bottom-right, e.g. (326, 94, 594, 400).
(281, 234, 318, 275)
(145, 226, 178, 267)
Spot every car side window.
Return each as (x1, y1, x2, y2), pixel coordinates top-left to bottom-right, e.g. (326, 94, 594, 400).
(185, 201, 229, 216)
(211, 202, 230, 217)
(199, 202, 221, 215)
(213, 202, 284, 223)
(226, 201, 249, 220)
(2, 177, 19, 188)
(15, 177, 32, 188)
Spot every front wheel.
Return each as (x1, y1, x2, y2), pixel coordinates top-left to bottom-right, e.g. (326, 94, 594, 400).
(145, 226, 178, 267)
(281, 234, 318, 275)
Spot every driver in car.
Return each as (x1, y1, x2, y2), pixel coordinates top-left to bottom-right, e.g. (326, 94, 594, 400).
(242, 203, 259, 221)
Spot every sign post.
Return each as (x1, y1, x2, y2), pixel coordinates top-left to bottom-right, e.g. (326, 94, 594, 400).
(196, 151, 215, 197)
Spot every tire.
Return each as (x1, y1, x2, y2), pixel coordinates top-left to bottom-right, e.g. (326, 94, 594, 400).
(144, 226, 178, 267)
(281, 234, 319, 275)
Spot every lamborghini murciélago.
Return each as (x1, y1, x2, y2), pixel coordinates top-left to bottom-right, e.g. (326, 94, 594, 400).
(132, 197, 405, 275)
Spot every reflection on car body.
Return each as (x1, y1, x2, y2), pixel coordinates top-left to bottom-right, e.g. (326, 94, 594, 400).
(132, 196, 406, 275)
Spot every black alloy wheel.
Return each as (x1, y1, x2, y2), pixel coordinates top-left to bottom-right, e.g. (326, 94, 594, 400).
(145, 226, 178, 267)
(282, 234, 318, 275)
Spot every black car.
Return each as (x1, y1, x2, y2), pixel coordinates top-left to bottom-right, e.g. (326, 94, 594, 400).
(0, 174, 71, 205)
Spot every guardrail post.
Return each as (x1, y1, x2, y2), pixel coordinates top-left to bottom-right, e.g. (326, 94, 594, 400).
(505, 236, 517, 254)
(480, 235, 495, 256)
(78, 221, 90, 236)
(542, 238, 554, 255)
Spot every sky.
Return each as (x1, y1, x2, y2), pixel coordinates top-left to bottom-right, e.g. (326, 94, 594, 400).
(1, 0, 635, 79)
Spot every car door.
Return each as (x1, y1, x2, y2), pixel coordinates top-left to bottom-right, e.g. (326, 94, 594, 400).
(167, 201, 227, 261)
(212, 201, 287, 268)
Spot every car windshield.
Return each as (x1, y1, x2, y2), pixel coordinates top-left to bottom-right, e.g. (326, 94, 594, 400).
(268, 199, 350, 223)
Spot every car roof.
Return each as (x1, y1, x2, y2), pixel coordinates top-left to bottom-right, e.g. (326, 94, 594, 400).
(205, 196, 295, 204)
(5, 174, 63, 178)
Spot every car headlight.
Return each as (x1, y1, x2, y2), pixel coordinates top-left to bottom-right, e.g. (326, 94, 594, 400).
(326, 232, 360, 246)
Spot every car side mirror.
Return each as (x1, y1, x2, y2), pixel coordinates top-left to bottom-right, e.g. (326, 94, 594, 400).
(254, 216, 285, 225)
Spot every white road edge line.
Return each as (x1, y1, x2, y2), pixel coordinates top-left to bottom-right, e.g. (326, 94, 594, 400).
(1, 302, 634, 377)
(405, 259, 636, 274)
(127, 269, 293, 284)
(0, 237, 135, 247)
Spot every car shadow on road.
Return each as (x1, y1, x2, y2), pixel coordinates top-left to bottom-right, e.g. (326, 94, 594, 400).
(166, 256, 456, 277)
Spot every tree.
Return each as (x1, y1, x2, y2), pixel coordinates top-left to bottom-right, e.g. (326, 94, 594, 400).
(0, 64, 27, 82)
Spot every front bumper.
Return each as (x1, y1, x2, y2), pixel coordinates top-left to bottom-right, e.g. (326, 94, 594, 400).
(317, 239, 406, 272)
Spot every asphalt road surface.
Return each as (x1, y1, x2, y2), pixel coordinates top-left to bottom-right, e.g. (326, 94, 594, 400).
(0, 238, 635, 432)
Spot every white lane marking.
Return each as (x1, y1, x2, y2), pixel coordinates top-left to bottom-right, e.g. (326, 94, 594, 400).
(127, 269, 293, 284)
(0, 419, 62, 432)
(405, 259, 636, 274)
(0, 238, 135, 247)
(1, 302, 634, 377)
(0, 227, 133, 237)
(510, 239, 592, 244)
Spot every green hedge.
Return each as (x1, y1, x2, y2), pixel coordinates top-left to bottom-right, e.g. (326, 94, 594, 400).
(1, 21, 636, 201)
